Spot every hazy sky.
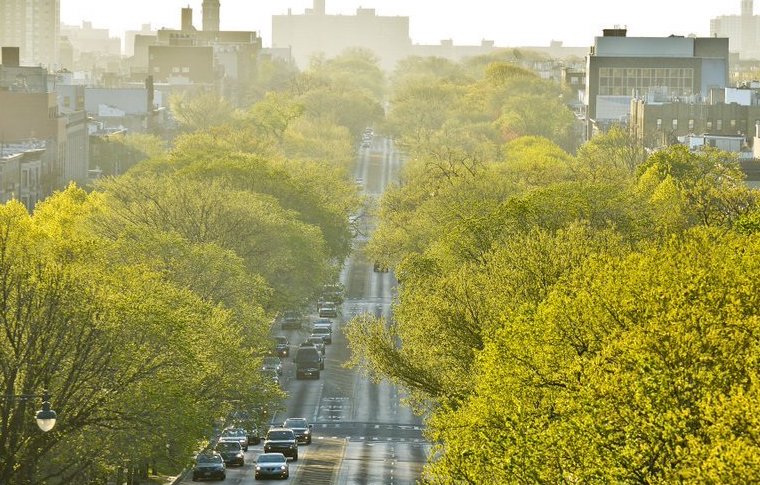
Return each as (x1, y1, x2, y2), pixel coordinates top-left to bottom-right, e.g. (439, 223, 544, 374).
(60, 0, 737, 48)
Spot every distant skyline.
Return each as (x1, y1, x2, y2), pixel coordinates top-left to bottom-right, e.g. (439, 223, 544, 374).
(60, 0, 737, 49)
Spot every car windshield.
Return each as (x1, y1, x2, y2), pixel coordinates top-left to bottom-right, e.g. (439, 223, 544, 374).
(274, 337, 287, 344)
(313, 327, 329, 334)
(284, 418, 307, 427)
(196, 454, 222, 464)
(267, 431, 293, 440)
(222, 429, 244, 437)
(216, 442, 240, 451)
(264, 357, 280, 365)
(258, 454, 285, 463)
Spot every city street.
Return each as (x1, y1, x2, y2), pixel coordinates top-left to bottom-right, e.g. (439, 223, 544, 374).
(180, 137, 430, 484)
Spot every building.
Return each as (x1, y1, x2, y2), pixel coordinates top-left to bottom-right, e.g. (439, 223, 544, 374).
(711, 0, 760, 60)
(0, 145, 45, 211)
(125, 24, 156, 57)
(272, 0, 411, 71)
(130, 3, 260, 105)
(0, 0, 60, 69)
(630, 86, 760, 149)
(60, 21, 121, 69)
(0, 48, 89, 194)
(585, 28, 729, 139)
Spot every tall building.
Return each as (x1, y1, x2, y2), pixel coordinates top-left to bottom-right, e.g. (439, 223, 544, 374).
(0, 0, 60, 68)
(272, 0, 411, 71)
(203, 0, 221, 32)
(711, 0, 760, 59)
(585, 28, 729, 138)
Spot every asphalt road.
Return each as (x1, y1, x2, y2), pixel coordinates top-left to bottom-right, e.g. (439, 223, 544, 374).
(181, 136, 429, 484)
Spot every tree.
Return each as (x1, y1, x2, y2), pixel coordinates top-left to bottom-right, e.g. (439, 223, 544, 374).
(169, 91, 238, 132)
(93, 174, 331, 311)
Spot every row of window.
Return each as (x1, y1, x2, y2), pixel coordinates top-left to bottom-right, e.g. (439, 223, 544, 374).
(653, 118, 756, 131)
(599, 67, 695, 97)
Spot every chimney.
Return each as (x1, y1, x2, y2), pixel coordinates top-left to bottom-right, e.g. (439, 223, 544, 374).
(203, 0, 220, 32)
(314, 0, 325, 15)
(1, 47, 20, 67)
(181, 7, 194, 31)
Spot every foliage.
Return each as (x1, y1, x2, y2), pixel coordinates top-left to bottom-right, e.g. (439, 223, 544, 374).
(169, 91, 238, 132)
(349, 53, 760, 484)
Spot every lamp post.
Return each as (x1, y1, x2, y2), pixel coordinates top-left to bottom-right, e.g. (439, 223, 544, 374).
(3, 389, 57, 432)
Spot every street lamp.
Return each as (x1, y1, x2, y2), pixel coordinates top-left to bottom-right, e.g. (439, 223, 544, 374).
(4, 389, 57, 432)
(35, 391, 57, 432)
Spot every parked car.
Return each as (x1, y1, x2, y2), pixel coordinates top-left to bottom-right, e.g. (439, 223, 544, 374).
(214, 440, 245, 466)
(263, 428, 298, 460)
(294, 345, 322, 379)
(255, 452, 289, 480)
(311, 325, 332, 344)
(282, 417, 313, 445)
(191, 451, 226, 481)
(273, 336, 289, 358)
(220, 427, 248, 451)
(262, 356, 283, 376)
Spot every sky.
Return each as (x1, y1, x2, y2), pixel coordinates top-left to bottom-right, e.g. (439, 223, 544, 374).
(60, 0, 737, 49)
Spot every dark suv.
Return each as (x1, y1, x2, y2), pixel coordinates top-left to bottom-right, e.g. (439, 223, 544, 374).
(282, 417, 313, 445)
(294, 346, 322, 379)
(263, 428, 298, 460)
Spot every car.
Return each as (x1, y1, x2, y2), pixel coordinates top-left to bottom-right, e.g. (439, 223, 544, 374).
(294, 345, 322, 379)
(318, 303, 338, 318)
(306, 336, 326, 355)
(262, 356, 283, 376)
(255, 452, 290, 480)
(313, 318, 334, 329)
(296, 340, 325, 370)
(279, 311, 302, 330)
(220, 427, 248, 451)
(214, 440, 245, 467)
(228, 410, 263, 445)
(282, 417, 313, 445)
(319, 284, 344, 307)
(263, 428, 298, 460)
(273, 336, 289, 358)
(191, 451, 226, 481)
(311, 325, 332, 344)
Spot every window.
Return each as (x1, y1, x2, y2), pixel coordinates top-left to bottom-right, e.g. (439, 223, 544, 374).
(656, 118, 663, 130)
(707, 120, 713, 130)
(672, 119, 678, 130)
(730, 119, 736, 128)
(688, 119, 694, 131)
(717, 119, 723, 130)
